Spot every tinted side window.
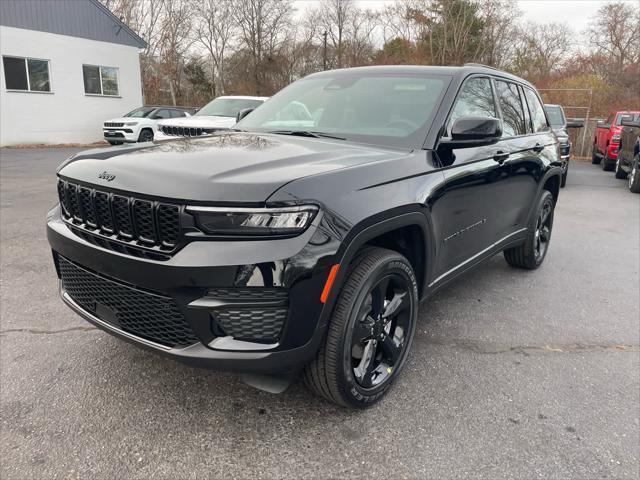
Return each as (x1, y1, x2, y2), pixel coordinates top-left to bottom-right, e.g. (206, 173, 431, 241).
(449, 77, 497, 130)
(523, 88, 549, 133)
(494, 80, 526, 136)
(154, 109, 172, 119)
(171, 110, 187, 118)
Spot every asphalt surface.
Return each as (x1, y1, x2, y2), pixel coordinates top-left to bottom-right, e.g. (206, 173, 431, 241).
(1, 148, 639, 479)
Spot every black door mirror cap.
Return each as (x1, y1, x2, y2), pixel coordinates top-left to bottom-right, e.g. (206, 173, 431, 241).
(236, 108, 255, 123)
(440, 116, 503, 148)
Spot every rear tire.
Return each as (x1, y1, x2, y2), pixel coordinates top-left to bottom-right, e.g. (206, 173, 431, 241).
(304, 247, 418, 409)
(629, 155, 640, 193)
(614, 157, 628, 179)
(504, 190, 555, 270)
(560, 163, 568, 188)
(591, 145, 601, 164)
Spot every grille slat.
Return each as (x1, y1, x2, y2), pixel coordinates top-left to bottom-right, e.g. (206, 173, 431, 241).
(59, 257, 198, 348)
(133, 200, 155, 243)
(57, 180, 181, 254)
(78, 187, 97, 228)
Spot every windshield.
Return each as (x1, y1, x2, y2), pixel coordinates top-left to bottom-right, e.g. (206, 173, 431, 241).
(236, 73, 449, 148)
(125, 107, 156, 118)
(545, 106, 565, 126)
(196, 98, 264, 117)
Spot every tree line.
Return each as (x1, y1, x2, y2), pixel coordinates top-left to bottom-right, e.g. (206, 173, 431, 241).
(102, 0, 639, 117)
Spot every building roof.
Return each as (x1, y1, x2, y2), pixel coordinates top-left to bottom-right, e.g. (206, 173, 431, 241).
(0, 0, 147, 49)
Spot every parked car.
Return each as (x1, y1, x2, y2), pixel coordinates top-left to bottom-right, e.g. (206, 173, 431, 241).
(592, 110, 640, 171)
(48, 65, 562, 408)
(103, 106, 195, 145)
(544, 104, 583, 187)
(616, 113, 640, 192)
(158, 96, 268, 137)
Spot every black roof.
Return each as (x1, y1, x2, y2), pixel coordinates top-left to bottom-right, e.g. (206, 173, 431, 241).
(309, 64, 535, 89)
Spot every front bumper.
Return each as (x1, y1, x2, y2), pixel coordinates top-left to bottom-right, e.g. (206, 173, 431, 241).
(607, 143, 619, 159)
(103, 128, 139, 143)
(47, 205, 338, 373)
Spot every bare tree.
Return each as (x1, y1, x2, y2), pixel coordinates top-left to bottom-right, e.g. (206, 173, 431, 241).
(586, 0, 640, 86)
(510, 22, 573, 82)
(192, 0, 236, 97)
(234, 0, 293, 95)
(159, 0, 194, 105)
(314, 0, 358, 69)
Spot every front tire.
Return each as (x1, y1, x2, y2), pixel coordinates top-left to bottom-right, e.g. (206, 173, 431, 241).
(138, 128, 154, 143)
(304, 248, 418, 409)
(629, 155, 640, 193)
(107, 140, 123, 146)
(615, 157, 628, 179)
(601, 153, 614, 171)
(560, 162, 568, 188)
(504, 190, 555, 270)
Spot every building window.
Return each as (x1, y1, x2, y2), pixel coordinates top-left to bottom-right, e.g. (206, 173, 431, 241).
(2, 56, 51, 92)
(83, 65, 119, 96)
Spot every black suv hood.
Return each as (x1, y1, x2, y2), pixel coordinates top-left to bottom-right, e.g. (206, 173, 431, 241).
(58, 133, 407, 203)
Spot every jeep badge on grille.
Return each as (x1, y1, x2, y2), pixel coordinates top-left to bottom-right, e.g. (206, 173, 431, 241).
(98, 171, 116, 182)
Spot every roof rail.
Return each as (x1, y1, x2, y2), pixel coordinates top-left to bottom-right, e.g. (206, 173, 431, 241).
(463, 63, 502, 72)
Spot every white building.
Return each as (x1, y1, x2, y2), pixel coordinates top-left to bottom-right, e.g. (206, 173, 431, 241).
(0, 0, 146, 146)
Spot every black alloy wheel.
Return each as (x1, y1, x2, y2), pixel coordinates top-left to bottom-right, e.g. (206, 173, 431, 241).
(504, 190, 555, 270)
(534, 198, 553, 262)
(350, 273, 412, 389)
(304, 247, 418, 408)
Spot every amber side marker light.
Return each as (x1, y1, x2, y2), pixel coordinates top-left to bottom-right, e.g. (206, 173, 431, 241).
(320, 264, 340, 303)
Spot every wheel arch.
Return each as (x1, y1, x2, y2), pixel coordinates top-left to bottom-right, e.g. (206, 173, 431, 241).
(524, 168, 561, 227)
(329, 209, 434, 305)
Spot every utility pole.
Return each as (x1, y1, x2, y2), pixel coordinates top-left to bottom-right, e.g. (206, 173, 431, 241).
(322, 30, 328, 71)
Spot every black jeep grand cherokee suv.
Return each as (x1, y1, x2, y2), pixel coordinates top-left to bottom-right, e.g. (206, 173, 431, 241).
(47, 65, 561, 408)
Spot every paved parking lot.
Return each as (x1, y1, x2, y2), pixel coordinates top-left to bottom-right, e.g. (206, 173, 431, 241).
(1, 148, 638, 479)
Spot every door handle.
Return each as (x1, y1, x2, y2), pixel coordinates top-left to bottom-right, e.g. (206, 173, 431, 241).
(532, 143, 544, 153)
(493, 150, 509, 163)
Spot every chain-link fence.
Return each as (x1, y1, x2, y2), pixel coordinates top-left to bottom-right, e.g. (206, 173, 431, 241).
(567, 117, 605, 159)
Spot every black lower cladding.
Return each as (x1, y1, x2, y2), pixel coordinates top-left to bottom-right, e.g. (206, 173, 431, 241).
(58, 256, 199, 348)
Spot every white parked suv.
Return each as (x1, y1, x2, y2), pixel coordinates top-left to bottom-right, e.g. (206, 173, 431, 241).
(158, 96, 267, 138)
(103, 106, 194, 145)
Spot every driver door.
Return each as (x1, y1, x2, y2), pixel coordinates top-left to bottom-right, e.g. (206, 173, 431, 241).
(434, 76, 513, 278)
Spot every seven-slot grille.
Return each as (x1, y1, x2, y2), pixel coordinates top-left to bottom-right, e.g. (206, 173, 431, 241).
(59, 256, 198, 348)
(104, 122, 124, 128)
(58, 179, 181, 251)
(160, 125, 214, 137)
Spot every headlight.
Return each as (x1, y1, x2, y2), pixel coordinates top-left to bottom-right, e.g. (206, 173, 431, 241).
(187, 205, 318, 236)
(124, 122, 138, 126)
(612, 134, 620, 142)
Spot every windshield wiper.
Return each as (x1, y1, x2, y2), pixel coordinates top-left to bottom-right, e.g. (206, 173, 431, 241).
(268, 130, 346, 140)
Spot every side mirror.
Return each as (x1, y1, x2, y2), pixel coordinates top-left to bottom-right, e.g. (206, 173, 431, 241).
(621, 118, 640, 128)
(236, 108, 254, 123)
(566, 119, 584, 128)
(441, 117, 503, 147)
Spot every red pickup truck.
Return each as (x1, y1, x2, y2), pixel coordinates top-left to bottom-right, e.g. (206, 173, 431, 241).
(592, 110, 640, 171)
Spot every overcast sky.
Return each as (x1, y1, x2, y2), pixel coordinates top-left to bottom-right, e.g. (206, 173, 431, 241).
(294, 0, 637, 37)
